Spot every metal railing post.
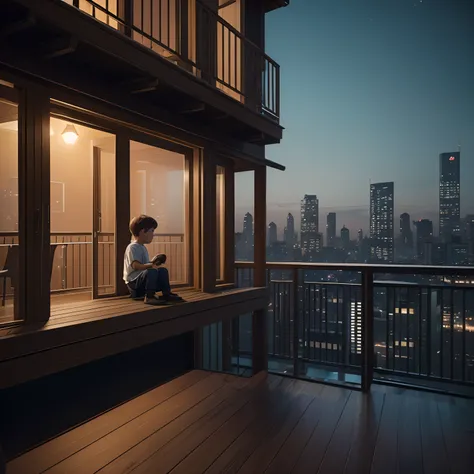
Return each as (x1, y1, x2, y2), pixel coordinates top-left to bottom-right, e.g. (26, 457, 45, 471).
(361, 268, 374, 392)
(292, 267, 300, 376)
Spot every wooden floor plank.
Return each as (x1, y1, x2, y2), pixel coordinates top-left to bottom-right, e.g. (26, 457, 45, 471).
(437, 396, 474, 474)
(129, 375, 284, 474)
(264, 384, 342, 474)
(340, 390, 385, 474)
(291, 385, 351, 474)
(6, 370, 209, 474)
(97, 372, 272, 474)
(235, 380, 319, 473)
(370, 390, 404, 474)
(43, 373, 233, 474)
(204, 380, 309, 474)
(397, 389, 423, 474)
(169, 378, 302, 474)
(419, 393, 450, 474)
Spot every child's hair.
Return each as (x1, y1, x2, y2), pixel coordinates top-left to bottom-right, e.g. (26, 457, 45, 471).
(129, 215, 158, 237)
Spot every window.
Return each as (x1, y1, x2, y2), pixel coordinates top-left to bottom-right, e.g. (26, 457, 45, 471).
(50, 117, 116, 304)
(0, 92, 19, 323)
(130, 141, 187, 285)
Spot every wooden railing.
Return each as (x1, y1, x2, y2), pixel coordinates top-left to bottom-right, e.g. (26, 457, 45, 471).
(0, 232, 186, 297)
(64, 0, 280, 121)
(235, 261, 474, 393)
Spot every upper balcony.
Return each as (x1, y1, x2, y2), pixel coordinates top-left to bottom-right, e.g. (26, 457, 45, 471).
(0, 0, 283, 145)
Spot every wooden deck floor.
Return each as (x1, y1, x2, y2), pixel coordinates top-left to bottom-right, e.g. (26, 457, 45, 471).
(6, 370, 474, 474)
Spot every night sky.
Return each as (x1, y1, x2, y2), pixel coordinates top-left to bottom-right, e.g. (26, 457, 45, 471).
(236, 0, 474, 238)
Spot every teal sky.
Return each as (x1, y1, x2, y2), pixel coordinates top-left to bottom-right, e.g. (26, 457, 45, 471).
(236, 0, 474, 238)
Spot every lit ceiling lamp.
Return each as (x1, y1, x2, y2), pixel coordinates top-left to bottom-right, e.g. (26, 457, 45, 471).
(61, 124, 79, 145)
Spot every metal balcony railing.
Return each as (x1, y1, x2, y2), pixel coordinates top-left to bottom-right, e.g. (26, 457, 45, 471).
(63, 0, 280, 122)
(234, 262, 474, 394)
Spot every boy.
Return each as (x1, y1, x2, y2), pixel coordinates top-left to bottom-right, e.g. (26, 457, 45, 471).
(124, 215, 183, 305)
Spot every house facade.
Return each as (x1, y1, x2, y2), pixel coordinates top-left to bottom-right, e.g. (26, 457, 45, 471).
(0, 0, 287, 388)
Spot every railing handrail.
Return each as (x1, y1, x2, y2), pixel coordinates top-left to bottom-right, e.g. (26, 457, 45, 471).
(235, 261, 474, 276)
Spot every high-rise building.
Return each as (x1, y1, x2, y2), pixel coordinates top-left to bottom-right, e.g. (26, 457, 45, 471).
(242, 212, 254, 258)
(326, 212, 336, 247)
(400, 213, 413, 249)
(439, 152, 460, 242)
(414, 219, 433, 262)
(341, 225, 350, 249)
(357, 229, 364, 243)
(301, 194, 320, 259)
(284, 213, 295, 247)
(370, 182, 394, 262)
(267, 221, 277, 246)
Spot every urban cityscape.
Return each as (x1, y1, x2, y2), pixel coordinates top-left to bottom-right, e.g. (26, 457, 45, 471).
(235, 150, 474, 386)
(236, 151, 473, 267)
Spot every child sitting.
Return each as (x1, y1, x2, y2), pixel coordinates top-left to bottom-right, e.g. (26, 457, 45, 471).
(123, 215, 182, 305)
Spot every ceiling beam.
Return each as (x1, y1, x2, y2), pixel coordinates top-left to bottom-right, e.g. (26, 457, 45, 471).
(42, 36, 78, 59)
(0, 13, 35, 37)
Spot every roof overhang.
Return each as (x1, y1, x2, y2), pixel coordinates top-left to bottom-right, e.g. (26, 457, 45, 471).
(264, 0, 290, 13)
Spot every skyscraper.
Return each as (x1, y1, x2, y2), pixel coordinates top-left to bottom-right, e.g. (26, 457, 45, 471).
(414, 219, 433, 262)
(267, 222, 277, 246)
(370, 182, 394, 262)
(284, 213, 295, 247)
(439, 152, 460, 242)
(341, 225, 350, 249)
(243, 212, 254, 258)
(400, 213, 413, 252)
(301, 194, 320, 259)
(326, 212, 336, 247)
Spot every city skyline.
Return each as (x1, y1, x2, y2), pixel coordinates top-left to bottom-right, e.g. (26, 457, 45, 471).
(235, 0, 474, 235)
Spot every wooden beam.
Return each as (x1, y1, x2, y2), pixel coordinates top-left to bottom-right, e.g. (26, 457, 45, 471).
(0, 14, 36, 37)
(252, 164, 267, 374)
(179, 103, 205, 114)
(201, 149, 217, 292)
(192, 149, 202, 290)
(115, 135, 130, 296)
(18, 84, 51, 323)
(42, 36, 78, 59)
(224, 165, 235, 284)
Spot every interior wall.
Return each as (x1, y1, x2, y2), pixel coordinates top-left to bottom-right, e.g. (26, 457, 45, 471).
(0, 129, 18, 232)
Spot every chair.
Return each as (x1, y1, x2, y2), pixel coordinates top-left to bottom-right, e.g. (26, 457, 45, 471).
(0, 245, 18, 307)
(1, 244, 58, 306)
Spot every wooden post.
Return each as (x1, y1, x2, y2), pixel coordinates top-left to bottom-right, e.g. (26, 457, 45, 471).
(18, 84, 50, 323)
(361, 268, 374, 392)
(224, 164, 235, 284)
(252, 164, 267, 374)
(201, 148, 217, 292)
(115, 135, 130, 296)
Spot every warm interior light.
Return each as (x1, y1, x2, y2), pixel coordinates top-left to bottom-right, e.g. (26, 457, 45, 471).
(61, 124, 79, 144)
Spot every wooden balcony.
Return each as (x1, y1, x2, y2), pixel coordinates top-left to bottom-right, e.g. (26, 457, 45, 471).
(5, 369, 474, 474)
(0, 287, 268, 389)
(0, 0, 282, 145)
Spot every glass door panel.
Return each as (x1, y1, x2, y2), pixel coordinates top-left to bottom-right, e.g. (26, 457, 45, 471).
(0, 93, 20, 323)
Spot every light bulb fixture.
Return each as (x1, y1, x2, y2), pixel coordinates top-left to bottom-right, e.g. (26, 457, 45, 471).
(61, 124, 79, 145)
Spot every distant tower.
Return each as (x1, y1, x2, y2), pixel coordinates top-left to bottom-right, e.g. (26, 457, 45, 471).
(267, 222, 277, 246)
(370, 182, 394, 262)
(400, 213, 413, 249)
(341, 225, 350, 249)
(284, 213, 295, 247)
(301, 195, 320, 259)
(439, 152, 461, 242)
(326, 212, 336, 247)
(414, 219, 433, 262)
(243, 212, 254, 251)
(357, 229, 364, 243)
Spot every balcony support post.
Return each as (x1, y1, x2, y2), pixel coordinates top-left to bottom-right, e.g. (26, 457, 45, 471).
(115, 135, 130, 296)
(18, 84, 51, 323)
(252, 164, 267, 374)
(361, 268, 374, 392)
